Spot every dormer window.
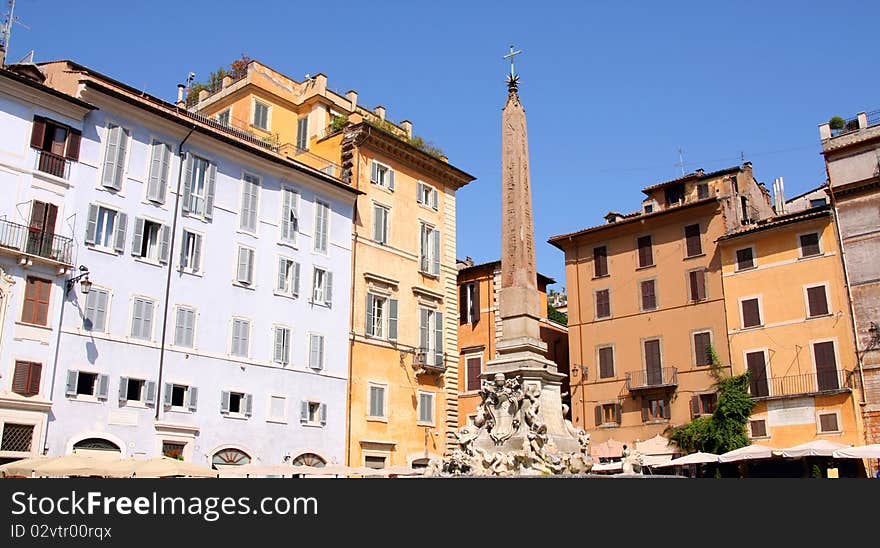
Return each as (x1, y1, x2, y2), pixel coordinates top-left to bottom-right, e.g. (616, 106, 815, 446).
(665, 183, 685, 206)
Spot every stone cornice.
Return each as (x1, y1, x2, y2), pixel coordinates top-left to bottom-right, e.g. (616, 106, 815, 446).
(0, 394, 52, 412)
(412, 285, 444, 303)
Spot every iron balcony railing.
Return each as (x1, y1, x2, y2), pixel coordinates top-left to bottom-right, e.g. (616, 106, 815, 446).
(414, 347, 445, 372)
(749, 369, 853, 399)
(867, 109, 880, 128)
(34, 150, 71, 179)
(277, 143, 345, 180)
(626, 367, 678, 391)
(0, 219, 74, 266)
(181, 109, 279, 152)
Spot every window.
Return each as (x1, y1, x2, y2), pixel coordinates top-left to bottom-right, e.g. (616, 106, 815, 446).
(373, 203, 389, 244)
(30, 116, 81, 178)
(735, 247, 755, 271)
(280, 187, 299, 245)
(183, 154, 216, 220)
(368, 384, 386, 418)
(741, 298, 762, 328)
(25, 200, 59, 259)
(644, 339, 663, 385)
(813, 341, 839, 391)
(693, 331, 712, 366)
(688, 270, 707, 302)
(684, 224, 702, 257)
(690, 393, 717, 418)
(239, 173, 260, 233)
(146, 140, 171, 203)
(313, 199, 330, 253)
(595, 403, 621, 426)
(236, 246, 255, 286)
(595, 289, 611, 319)
(810, 198, 827, 208)
(640, 279, 657, 311)
(1, 422, 35, 453)
(417, 181, 438, 209)
(221, 391, 252, 417)
(749, 419, 767, 438)
(370, 160, 394, 190)
(132, 218, 169, 263)
(418, 392, 435, 424)
(642, 396, 670, 421)
(276, 257, 301, 297)
(65, 370, 109, 400)
(366, 293, 398, 340)
(799, 232, 821, 257)
(253, 100, 269, 130)
(465, 355, 482, 392)
(593, 246, 608, 277)
(274, 326, 291, 365)
(230, 318, 251, 358)
(173, 307, 196, 348)
(301, 401, 327, 425)
(637, 235, 653, 268)
(806, 285, 829, 318)
(101, 123, 130, 190)
(697, 182, 709, 200)
(296, 116, 308, 150)
(740, 195, 751, 223)
(268, 395, 287, 422)
(85, 204, 126, 253)
(118, 377, 155, 406)
(598, 346, 614, 378)
(164, 383, 198, 411)
(745, 351, 769, 397)
(83, 288, 109, 332)
(12, 361, 42, 397)
(665, 184, 685, 206)
(643, 203, 653, 214)
(311, 267, 333, 306)
(418, 308, 444, 368)
(459, 282, 479, 325)
(364, 455, 387, 469)
(162, 442, 186, 459)
(818, 412, 840, 433)
(130, 297, 155, 340)
(419, 223, 441, 275)
(308, 333, 325, 370)
(179, 230, 203, 274)
(21, 276, 51, 326)
(216, 109, 230, 127)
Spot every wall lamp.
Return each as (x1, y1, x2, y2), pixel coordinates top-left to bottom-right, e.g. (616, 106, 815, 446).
(65, 265, 92, 296)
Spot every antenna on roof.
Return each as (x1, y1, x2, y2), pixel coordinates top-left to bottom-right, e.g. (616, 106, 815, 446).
(674, 146, 686, 176)
(1, 0, 27, 67)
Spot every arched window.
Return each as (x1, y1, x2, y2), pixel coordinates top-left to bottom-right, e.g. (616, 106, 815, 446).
(291, 453, 326, 467)
(73, 438, 120, 452)
(212, 448, 251, 467)
(410, 458, 430, 469)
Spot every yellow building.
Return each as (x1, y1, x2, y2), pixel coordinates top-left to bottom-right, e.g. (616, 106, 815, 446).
(194, 60, 476, 468)
(718, 201, 864, 448)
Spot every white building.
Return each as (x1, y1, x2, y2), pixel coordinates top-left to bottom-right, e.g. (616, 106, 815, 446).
(0, 61, 358, 469)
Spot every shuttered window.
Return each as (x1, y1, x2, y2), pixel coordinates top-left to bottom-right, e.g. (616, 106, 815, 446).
(736, 247, 754, 270)
(688, 270, 707, 301)
(419, 223, 441, 275)
(146, 140, 171, 203)
(12, 361, 42, 397)
(21, 276, 51, 326)
(313, 200, 330, 253)
(595, 289, 611, 319)
(373, 204, 389, 244)
(130, 297, 154, 340)
(231, 319, 251, 358)
(86, 205, 126, 253)
(296, 116, 308, 150)
(598, 347, 614, 378)
(746, 351, 769, 397)
(370, 160, 394, 190)
(236, 246, 255, 285)
(818, 413, 839, 433)
(174, 307, 196, 348)
(684, 224, 702, 257)
(182, 154, 216, 220)
(814, 341, 839, 391)
(180, 230, 202, 273)
(593, 246, 608, 277)
(466, 356, 482, 392)
(799, 233, 821, 257)
(83, 288, 109, 332)
(749, 419, 767, 438)
(308, 334, 325, 370)
(280, 187, 299, 244)
(640, 279, 657, 310)
(741, 298, 762, 328)
(253, 100, 270, 130)
(101, 123, 130, 190)
(693, 331, 712, 366)
(644, 339, 662, 385)
(276, 257, 301, 297)
(274, 326, 291, 365)
(239, 173, 260, 232)
(311, 267, 333, 306)
(368, 385, 386, 418)
(460, 282, 479, 325)
(637, 235, 653, 267)
(418, 392, 434, 424)
(806, 285, 829, 317)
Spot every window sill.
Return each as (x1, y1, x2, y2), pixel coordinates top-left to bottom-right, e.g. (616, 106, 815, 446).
(370, 182, 394, 194)
(277, 240, 298, 251)
(806, 313, 834, 321)
(735, 266, 757, 273)
(367, 416, 388, 423)
(86, 245, 122, 257)
(635, 264, 656, 271)
(417, 421, 436, 427)
(236, 228, 259, 239)
(232, 281, 256, 291)
(598, 423, 620, 429)
(418, 270, 440, 279)
(32, 167, 72, 187)
(594, 316, 612, 322)
(307, 300, 331, 309)
(122, 401, 149, 409)
(592, 274, 610, 280)
(178, 268, 203, 278)
(166, 407, 193, 414)
(134, 257, 164, 268)
(15, 321, 52, 331)
(182, 212, 210, 224)
(68, 395, 104, 404)
(817, 430, 842, 436)
(642, 419, 669, 425)
(272, 291, 299, 300)
(300, 421, 325, 428)
(740, 324, 764, 331)
(266, 418, 288, 425)
(418, 202, 439, 213)
(683, 253, 706, 261)
(798, 253, 824, 261)
(221, 413, 249, 421)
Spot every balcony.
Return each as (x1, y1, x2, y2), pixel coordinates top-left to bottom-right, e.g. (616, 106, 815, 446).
(626, 367, 678, 392)
(34, 150, 71, 179)
(413, 348, 445, 374)
(277, 143, 345, 180)
(749, 370, 854, 400)
(0, 219, 74, 266)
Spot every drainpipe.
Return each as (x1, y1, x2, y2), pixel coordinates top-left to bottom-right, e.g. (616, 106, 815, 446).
(344, 131, 364, 466)
(154, 127, 195, 419)
(43, 273, 72, 455)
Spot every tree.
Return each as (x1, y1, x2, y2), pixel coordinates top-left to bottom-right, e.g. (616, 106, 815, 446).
(547, 303, 567, 326)
(186, 54, 251, 106)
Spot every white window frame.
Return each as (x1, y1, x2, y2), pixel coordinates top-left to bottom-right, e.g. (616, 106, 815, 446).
(145, 137, 172, 205)
(690, 329, 714, 367)
(313, 198, 331, 255)
(419, 222, 440, 276)
(275, 255, 300, 299)
(221, 390, 251, 419)
(216, 108, 231, 127)
(68, 369, 101, 401)
(310, 266, 332, 306)
(129, 295, 155, 342)
(234, 244, 257, 288)
(119, 377, 151, 407)
(279, 185, 300, 247)
(172, 305, 197, 349)
(797, 230, 823, 259)
(417, 390, 435, 426)
(463, 352, 483, 392)
(82, 285, 111, 334)
(99, 120, 132, 192)
(179, 229, 204, 275)
(186, 154, 212, 219)
(734, 245, 757, 272)
(803, 282, 832, 319)
(92, 204, 121, 252)
(372, 202, 390, 245)
(238, 171, 261, 235)
(417, 181, 439, 210)
(748, 418, 770, 439)
(370, 160, 394, 190)
(301, 400, 325, 427)
(816, 409, 842, 434)
(229, 317, 252, 358)
(273, 324, 292, 366)
(166, 383, 194, 412)
(368, 292, 387, 339)
(252, 98, 271, 131)
(367, 382, 388, 421)
(133, 216, 167, 264)
(738, 294, 764, 329)
(307, 332, 325, 370)
(267, 394, 287, 424)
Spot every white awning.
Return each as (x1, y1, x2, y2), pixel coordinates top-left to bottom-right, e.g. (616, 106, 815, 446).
(780, 440, 849, 458)
(718, 444, 777, 463)
(832, 444, 880, 459)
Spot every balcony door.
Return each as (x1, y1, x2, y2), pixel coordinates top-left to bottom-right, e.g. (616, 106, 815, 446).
(745, 351, 769, 397)
(813, 341, 839, 391)
(26, 201, 58, 258)
(644, 339, 662, 385)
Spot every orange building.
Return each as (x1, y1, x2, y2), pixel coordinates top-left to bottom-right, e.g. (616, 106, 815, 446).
(548, 163, 775, 447)
(456, 259, 569, 428)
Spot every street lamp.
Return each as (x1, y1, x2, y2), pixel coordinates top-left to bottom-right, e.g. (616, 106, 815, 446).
(65, 265, 91, 296)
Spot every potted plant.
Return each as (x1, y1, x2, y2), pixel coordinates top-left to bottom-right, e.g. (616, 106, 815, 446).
(828, 116, 845, 130)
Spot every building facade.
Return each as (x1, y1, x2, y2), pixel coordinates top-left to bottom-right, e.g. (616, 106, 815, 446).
(1, 60, 358, 468)
(456, 259, 569, 428)
(193, 60, 475, 468)
(819, 110, 880, 446)
(718, 203, 864, 448)
(548, 164, 775, 447)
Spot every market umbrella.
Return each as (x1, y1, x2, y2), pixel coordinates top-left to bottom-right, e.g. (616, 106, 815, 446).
(780, 440, 849, 458)
(718, 444, 777, 463)
(0, 456, 53, 477)
(130, 456, 217, 478)
(382, 465, 426, 477)
(654, 451, 720, 467)
(31, 454, 114, 477)
(225, 463, 299, 477)
(832, 444, 880, 459)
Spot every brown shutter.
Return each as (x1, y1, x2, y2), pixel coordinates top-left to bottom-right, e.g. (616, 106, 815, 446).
(694, 332, 711, 366)
(807, 286, 828, 317)
(614, 403, 622, 424)
(662, 398, 671, 419)
(29, 201, 46, 231)
(459, 284, 468, 324)
(736, 248, 754, 270)
(689, 270, 706, 301)
(596, 289, 610, 318)
(466, 357, 481, 392)
(599, 347, 614, 378)
(65, 129, 82, 161)
(641, 280, 655, 310)
(594, 246, 608, 277)
(814, 341, 838, 390)
(595, 405, 603, 427)
(690, 396, 700, 418)
(23, 277, 51, 326)
(641, 398, 650, 422)
(27, 363, 42, 396)
(637, 236, 653, 267)
(471, 282, 480, 325)
(12, 361, 30, 394)
(30, 117, 46, 148)
(800, 233, 820, 256)
(685, 224, 702, 256)
(746, 351, 768, 396)
(742, 299, 760, 327)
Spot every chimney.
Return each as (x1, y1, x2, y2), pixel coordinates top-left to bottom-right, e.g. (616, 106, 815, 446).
(198, 89, 208, 102)
(778, 176, 785, 214)
(221, 75, 233, 89)
(374, 105, 386, 121)
(400, 120, 412, 138)
(696, 168, 705, 176)
(176, 84, 186, 107)
(345, 90, 358, 111)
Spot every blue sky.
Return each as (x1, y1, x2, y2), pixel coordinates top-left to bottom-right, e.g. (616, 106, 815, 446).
(7, 0, 878, 289)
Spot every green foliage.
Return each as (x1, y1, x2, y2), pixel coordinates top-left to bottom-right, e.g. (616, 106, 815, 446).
(186, 54, 251, 105)
(547, 303, 568, 326)
(364, 118, 445, 159)
(829, 116, 846, 130)
(261, 132, 281, 148)
(329, 115, 349, 133)
(811, 464, 823, 478)
(669, 370, 755, 455)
